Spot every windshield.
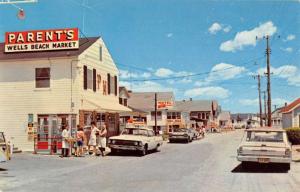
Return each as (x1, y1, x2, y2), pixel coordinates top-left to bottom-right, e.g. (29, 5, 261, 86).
(245, 131, 284, 142)
(173, 128, 187, 132)
(122, 128, 148, 136)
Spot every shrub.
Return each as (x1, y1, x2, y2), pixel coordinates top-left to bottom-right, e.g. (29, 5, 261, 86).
(286, 127, 300, 145)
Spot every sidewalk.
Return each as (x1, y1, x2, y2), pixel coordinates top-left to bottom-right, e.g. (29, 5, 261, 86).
(292, 145, 300, 162)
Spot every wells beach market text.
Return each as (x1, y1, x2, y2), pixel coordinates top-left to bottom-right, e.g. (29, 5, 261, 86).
(0, 1, 299, 192)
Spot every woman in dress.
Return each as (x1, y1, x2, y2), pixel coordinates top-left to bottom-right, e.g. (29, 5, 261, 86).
(98, 124, 107, 157)
(88, 122, 99, 156)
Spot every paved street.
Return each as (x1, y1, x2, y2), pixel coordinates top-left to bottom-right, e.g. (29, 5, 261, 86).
(1, 130, 300, 192)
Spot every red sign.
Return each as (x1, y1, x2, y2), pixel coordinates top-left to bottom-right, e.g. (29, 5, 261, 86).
(4, 28, 79, 53)
(157, 101, 173, 109)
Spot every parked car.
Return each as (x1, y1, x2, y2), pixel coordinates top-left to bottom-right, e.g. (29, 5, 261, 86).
(169, 128, 194, 143)
(237, 128, 292, 170)
(0, 132, 11, 162)
(108, 127, 163, 156)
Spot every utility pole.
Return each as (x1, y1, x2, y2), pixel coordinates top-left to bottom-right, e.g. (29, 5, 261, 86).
(264, 35, 272, 127)
(154, 93, 157, 135)
(253, 74, 263, 127)
(262, 91, 267, 126)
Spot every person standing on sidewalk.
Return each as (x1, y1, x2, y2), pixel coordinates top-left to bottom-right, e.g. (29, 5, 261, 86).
(98, 124, 107, 157)
(61, 124, 70, 158)
(75, 125, 85, 157)
(88, 122, 99, 156)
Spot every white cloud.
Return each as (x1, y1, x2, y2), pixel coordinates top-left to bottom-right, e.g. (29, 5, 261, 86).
(283, 34, 296, 42)
(184, 86, 230, 99)
(220, 21, 277, 52)
(239, 98, 289, 107)
(194, 63, 246, 86)
(166, 33, 173, 38)
(206, 63, 246, 82)
(119, 81, 174, 92)
(208, 22, 231, 34)
(256, 65, 300, 87)
(119, 69, 151, 79)
(208, 22, 222, 34)
(280, 47, 293, 53)
(223, 26, 232, 33)
(155, 68, 174, 77)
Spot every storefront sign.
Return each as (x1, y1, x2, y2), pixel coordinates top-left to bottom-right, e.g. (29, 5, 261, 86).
(157, 101, 173, 109)
(167, 119, 182, 123)
(4, 28, 79, 53)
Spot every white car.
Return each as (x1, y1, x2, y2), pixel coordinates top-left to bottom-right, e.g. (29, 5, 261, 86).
(168, 128, 194, 143)
(108, 127, 163, 156)
(237, 128, 292, 170)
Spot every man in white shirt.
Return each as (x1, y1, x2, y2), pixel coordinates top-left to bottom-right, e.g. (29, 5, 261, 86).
(61, 125, 70, 158)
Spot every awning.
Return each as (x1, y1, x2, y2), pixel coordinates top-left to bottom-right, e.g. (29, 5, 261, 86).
(81, 99, 132, 113)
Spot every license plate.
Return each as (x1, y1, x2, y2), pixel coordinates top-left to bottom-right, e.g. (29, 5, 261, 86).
(258, 158, 269, 163)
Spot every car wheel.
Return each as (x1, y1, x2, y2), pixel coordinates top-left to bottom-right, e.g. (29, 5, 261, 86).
(186, 138, 190, 143)
(110, 148, 117, 155)
(283, 163, 290, 170)
(154, 144, 160, 152)
(140, 145, 148, 156)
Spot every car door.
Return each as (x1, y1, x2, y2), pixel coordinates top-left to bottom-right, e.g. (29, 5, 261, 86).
(147, 130, 156, 150)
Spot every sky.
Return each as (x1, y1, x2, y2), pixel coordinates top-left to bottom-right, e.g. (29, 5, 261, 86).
(0, 0, 299, 113)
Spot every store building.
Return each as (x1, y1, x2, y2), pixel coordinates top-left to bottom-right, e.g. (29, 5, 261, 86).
(0, 28, 130, 152)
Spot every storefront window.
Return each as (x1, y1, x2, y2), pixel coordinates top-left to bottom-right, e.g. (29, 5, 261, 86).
(35, 68, 50, 88)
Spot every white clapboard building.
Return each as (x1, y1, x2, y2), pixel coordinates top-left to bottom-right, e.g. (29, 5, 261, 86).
(0, 32, 130, 152)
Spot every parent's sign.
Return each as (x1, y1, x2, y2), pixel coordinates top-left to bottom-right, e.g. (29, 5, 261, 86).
(4, 28, 79, 53)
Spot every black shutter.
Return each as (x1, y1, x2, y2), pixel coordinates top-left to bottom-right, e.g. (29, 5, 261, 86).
(107, 73, 111, 95)
(83, 65, 87, 90)
(93, 69, 96, 92)
(114, 75, 118, 96)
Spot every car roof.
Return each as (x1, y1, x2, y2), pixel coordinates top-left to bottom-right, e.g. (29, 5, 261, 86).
(245, 127, 286, 132)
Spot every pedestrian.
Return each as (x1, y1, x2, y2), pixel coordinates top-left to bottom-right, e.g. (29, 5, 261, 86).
(75, 125, 85, 157)
(61, 124, 70, 158)
(98, 124, 107, 157)
(88, 121, 99, 156)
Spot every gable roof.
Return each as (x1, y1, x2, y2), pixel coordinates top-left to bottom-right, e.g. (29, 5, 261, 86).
(119, 86, 130, 98)
(175, 100, 218, 112)
(218, 111, 231, 121)
(0, 37, 99, 61)
(128, 92, 174, 111)
(281, 98, 300, 113)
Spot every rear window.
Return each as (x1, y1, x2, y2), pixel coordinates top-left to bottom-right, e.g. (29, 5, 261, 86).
(246, 131, 284, 142)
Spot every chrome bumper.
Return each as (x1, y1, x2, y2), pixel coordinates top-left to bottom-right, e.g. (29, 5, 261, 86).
(237, 155, 291, 164)
(108, 144, 143, 151)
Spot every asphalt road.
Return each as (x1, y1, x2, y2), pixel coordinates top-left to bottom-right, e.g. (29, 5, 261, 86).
(1, 130, 300, 192)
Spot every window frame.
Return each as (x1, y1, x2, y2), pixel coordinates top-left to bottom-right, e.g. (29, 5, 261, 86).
(35, 67, 50, 88)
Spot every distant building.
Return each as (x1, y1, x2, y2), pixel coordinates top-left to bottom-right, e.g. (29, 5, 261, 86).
(126, 92, 190, 133)
(272, 107, 284, 128)
(175, 99, 219, 130)
(218, 111, 232, 129)
(281, 98, 300, 128)
(231, 113, 255, 128)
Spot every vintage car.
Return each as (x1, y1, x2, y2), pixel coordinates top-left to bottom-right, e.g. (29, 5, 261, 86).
(237, 128, 292, 169)
(108, 127, 163, 156)
(169, 128, 194, 143)
(0, 132, 11, 162)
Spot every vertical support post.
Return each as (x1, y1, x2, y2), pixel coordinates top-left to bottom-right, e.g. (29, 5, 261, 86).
(155, 93, 157, 135)
(266, 35, 272, 127)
